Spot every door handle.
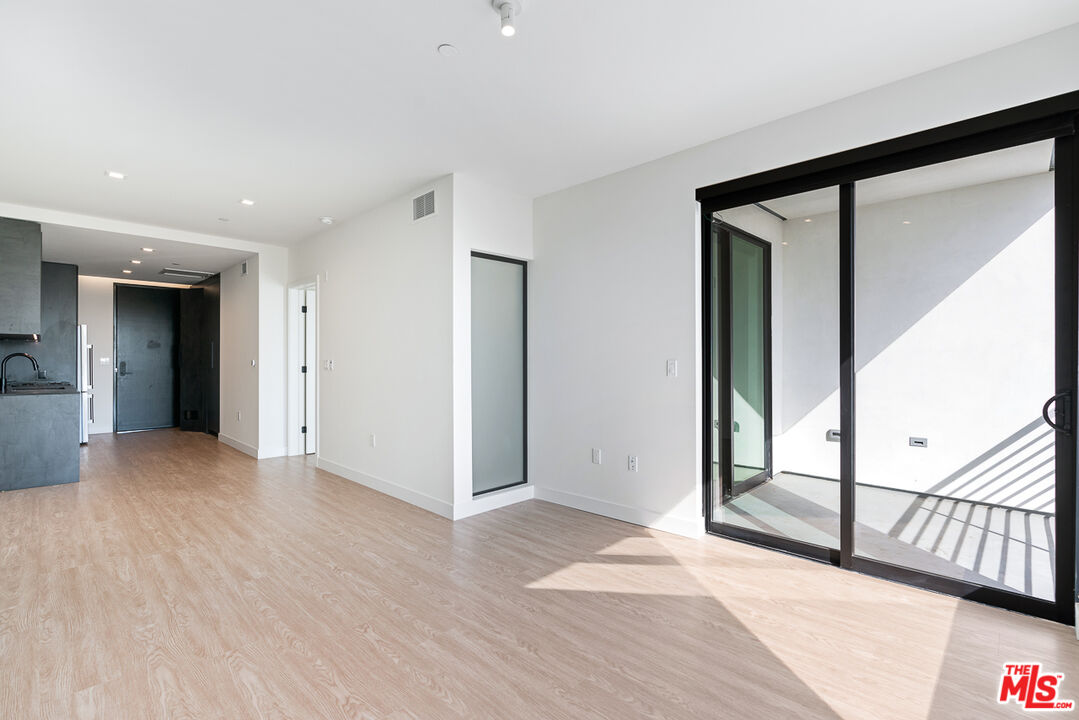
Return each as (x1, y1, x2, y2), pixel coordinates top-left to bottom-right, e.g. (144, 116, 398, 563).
(1042, 391, 1072, 434)
(118, 360, 128, 377)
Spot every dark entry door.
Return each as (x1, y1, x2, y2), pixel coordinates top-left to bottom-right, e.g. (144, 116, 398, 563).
(115, 285, 180, 432)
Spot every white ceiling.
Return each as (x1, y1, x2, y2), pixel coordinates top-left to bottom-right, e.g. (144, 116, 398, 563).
(42, 225, 252, 285)
(1, 2, 1078, 246)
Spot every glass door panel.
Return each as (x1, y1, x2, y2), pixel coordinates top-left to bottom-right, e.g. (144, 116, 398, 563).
(730, 235, 769, 495)
(708, 187, 840, 551)
(853, 140, 1057, 600)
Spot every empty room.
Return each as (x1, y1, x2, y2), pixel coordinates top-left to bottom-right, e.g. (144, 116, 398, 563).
(2, 2, 1079, 718)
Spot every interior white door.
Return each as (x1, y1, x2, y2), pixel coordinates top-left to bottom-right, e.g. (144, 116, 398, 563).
(304, 288, 317, 455)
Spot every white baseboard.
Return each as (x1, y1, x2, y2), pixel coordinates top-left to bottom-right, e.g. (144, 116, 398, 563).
(257, 445, 288, 460)
(533, 487, 704, 538)
(453, 484, 535, 520)
(316, 457, 454, 520)
(218, 433, 259, 459)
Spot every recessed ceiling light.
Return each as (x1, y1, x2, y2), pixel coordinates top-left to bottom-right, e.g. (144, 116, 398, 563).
(122, 269, 132, 274)
(902, 220, 912, 225)
(105, 170, 126, 180)
(142, 247, 154, 253)
(437, 43, 459, 57)
(131, 259, 141, 264)
(804, 218, 812, 223)
(320, 216, 335, 225)
(781, 241, 789, 246)
(240, 198, 255, 206)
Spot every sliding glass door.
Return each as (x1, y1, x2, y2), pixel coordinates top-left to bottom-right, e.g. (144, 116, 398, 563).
(699, 93, 1078, 623)
(707, 189, 841, 558)
(852, 140, 1060, 603)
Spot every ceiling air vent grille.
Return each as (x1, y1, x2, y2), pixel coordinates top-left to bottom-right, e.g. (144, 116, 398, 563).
(413, 190, 435, 221)
(159, 268, 214, 280)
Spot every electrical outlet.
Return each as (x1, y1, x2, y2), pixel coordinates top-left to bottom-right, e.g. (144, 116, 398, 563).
(628, 455, 639, 472)
(370, 433, 377, 448)
(236, 410, 241, 422)
(591, 448, 602, 465)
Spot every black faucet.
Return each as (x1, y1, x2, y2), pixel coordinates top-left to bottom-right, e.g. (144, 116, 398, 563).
(1, 353, 40, 393)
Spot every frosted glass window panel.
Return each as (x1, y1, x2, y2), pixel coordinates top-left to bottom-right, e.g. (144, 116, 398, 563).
(471, 255, 526, 495)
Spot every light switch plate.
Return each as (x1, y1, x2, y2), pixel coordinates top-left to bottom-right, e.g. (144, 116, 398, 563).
(666, 359, 678, 377)
(591, 448, 602, 465)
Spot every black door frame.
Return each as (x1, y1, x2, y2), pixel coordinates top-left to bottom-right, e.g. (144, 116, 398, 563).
(713, 223, 773, 501)
(698, 90, 1079, 624)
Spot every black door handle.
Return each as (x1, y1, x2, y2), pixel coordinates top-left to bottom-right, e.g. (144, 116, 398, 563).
(1042, 391, 1071, 434)
(118, 360, 128, 377)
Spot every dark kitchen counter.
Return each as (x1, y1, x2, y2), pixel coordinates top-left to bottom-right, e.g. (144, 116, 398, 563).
(0, 390, 79, 491)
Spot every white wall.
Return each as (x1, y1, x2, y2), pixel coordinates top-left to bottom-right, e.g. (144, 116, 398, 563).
(219, 256, 261, 455)
(530, 24, 1079, 537)
(258, 247, 289, 458)
(285, 173, 533, 520)
(289, 176, 457, 517)
(451, 174, 534, 519)
(851, 175, 1054, 510)
(77, 276, 116, 435)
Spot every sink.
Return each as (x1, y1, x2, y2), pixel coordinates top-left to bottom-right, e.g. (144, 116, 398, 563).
(4, 382, 76, 395)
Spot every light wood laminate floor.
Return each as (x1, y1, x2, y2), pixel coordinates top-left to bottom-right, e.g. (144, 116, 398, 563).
(1, 429, 1076, 719)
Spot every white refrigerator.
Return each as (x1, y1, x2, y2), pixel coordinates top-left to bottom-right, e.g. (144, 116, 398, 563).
(77, 324, 93, 444)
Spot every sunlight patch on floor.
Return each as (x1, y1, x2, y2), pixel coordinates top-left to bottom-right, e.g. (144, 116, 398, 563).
(525, 562, 710, 596)
(650, 532, 960, 720)
(593, 537, 676, 556)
